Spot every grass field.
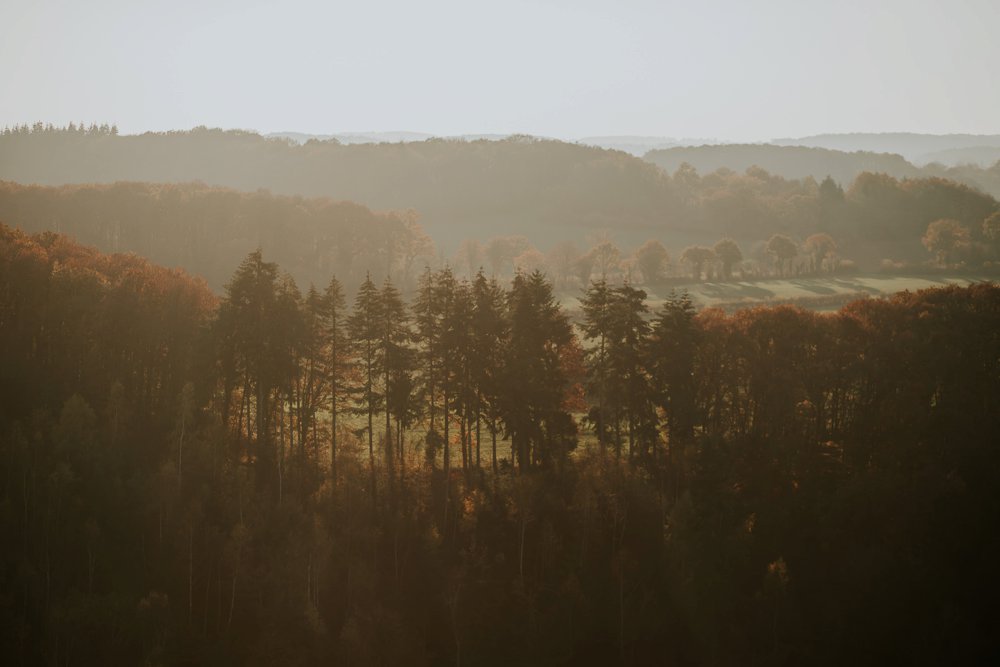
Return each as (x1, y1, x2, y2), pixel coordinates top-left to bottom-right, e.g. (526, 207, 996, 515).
(559, 273, 999, 314)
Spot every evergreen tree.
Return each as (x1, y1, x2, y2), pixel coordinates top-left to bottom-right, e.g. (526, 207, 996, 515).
(324, 275, 349, 484)
(471, 270, 508, 475)
(347, 273, 384, 502)
(297, 285, 329, 482)
(607, 281, 656, 462)
(447, 279, 475, 481)
(435, 267, 460, 480)
(215, 249, 297, 499)
(579, 278, 614, 454)
(646, 290, 698, 495)
(413, 267, 443, 465)
(502, 271, 575, 470)
(381, 277, 414, 487)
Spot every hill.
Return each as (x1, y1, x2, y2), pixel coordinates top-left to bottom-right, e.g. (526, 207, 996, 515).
(771, 132, 1000, 164)
(645, 142, 1000, 199)
(2, 126, 998, 275)
(918, 145, 1000, 168)
(0, 181, 432, 293)
(644, 144, 920, 187)
(0, 127, 681, 251)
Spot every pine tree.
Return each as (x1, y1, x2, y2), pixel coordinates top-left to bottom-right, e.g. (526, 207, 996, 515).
(646, 290, 698, 494)
(215, 249, 298, 498)
(435, 267, 459, 480)
(579, 278, 614, 454)
(446, 279, 475, 482)
(324, 276, 348, 484)
(381, 277, 413, 489)
(347, 273, 384, 503)
(607, 282, 656, 462)
(298, 285, 328, 480)
(413, 268, 443, 466)
(503, 271, 575, 470)
(471, 270, 508, 475)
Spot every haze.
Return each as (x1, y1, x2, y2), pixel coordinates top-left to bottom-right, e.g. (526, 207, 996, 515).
(3, 0, 998, 140)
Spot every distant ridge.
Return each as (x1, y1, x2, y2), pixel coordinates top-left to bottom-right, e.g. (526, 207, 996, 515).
(644, 144, 919, 186)
(266, 131, 512, 145)
(263, 132, 725, 156)
(261, 131, 1000, 163)
(772, 132, 1000, 164)
(915, 146, 1000, 168)
(576, 136, 723, 156)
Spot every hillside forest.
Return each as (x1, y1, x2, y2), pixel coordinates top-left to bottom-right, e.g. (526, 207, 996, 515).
(1, 223, 998, 664)
(0, 174, 998, 301)
(2, 126, 999, 281)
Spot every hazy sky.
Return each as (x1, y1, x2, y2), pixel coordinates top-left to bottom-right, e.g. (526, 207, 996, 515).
(2, 0, 998, 141)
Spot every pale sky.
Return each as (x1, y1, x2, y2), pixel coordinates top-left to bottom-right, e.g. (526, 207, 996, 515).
(2, 0, 998, 141)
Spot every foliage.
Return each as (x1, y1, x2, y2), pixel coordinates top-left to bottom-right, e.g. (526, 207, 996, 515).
(3, 130, 999, 275)
(922, 218, 971, 266)
(2, 226, 999, 664)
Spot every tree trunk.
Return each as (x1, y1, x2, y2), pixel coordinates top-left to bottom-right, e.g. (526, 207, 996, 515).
(475, 392, 482, 475)
(491, 419, 498, 475)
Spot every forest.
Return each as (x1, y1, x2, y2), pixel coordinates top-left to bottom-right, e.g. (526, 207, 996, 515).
(2, 126, 999, 271)
(645, 142, 1000, 197)
(2, 223, 998, 664)
(1, 164, 998, 300)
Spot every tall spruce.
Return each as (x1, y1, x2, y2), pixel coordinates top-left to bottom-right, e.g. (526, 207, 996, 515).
(215, 249, 296, 498)
(646, 290, 698, 494)
(381, 277, 413, 487)
(503, 270, 575, 470)
(607, 281, 656, 462)
(471, 270, 508, 475)
(435, 267, 459, 480)
(413, 268, 443, 466)
(579, 278, 614, 455)
(347, 273, 384, 503)
(324, 276, 348, 484)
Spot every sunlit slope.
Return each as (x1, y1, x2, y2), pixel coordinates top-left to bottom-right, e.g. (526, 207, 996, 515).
(0, 129, 680, 249)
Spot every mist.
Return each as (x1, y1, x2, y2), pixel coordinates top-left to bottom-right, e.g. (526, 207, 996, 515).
(2, 1, 1000, 664)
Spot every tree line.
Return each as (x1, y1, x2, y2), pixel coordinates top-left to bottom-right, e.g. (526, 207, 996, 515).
(2, 127, 998, 267)
(0, 181, 433, 294)
(2, 179, 998, 307)
(1, 223, 999, 663)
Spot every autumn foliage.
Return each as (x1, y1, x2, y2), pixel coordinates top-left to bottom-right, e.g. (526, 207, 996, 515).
(1, 225, 998, 664)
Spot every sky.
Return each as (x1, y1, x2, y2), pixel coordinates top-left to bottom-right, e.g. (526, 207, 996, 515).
(2, 0, 998, 141)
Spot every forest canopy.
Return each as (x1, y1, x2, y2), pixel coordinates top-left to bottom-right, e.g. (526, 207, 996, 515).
(2, 224, 998, 664)
(2, 126, 998, 269)
(0, 181, 432, 294)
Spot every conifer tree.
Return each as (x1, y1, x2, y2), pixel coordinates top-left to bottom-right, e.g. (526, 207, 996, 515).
(324, 276, 348, 484)
(646, 290, 698, 493)
(347, 273, 384, 501)
(435, 267, 459, 479)
(471, 270, 508, 474)
(607, 282, 656, 461)
(381, 277, 413, 487)
(447, 279, 475, 481)
(297, 285, 329, 481)
(413, 268, 443, 465)
(503, 271, 575, 470)
(215, 249, 297, 497)
(579, 278, 614, 454)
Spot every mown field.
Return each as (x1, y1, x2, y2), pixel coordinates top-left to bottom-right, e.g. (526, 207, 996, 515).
(560, 273, 1000, 313)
